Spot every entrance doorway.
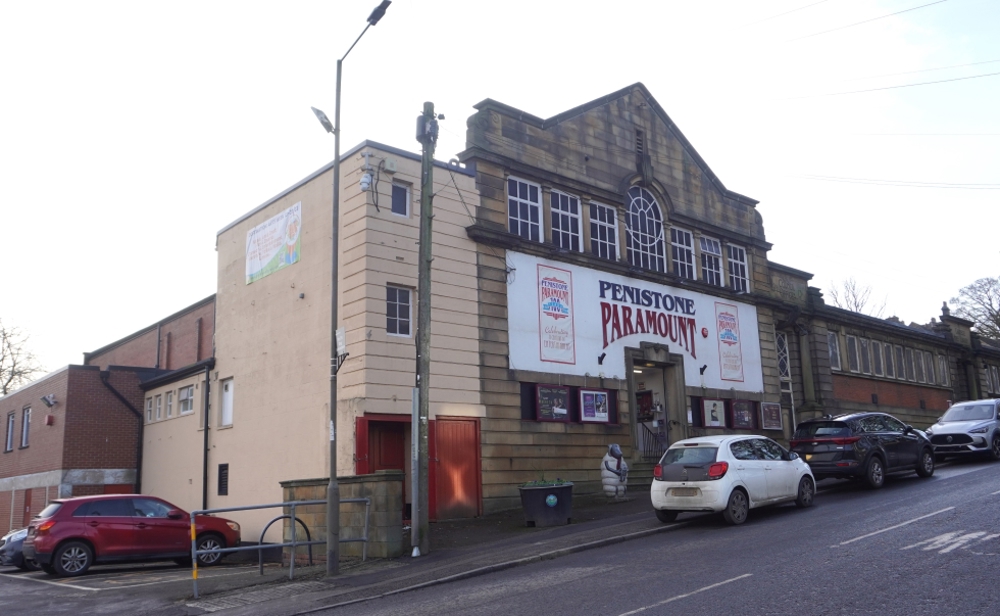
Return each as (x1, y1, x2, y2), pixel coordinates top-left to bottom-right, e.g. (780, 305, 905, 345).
(633, 365, 668, 461)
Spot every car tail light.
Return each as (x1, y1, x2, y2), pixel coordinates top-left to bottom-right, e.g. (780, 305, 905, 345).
(37, 520, 56, 533)
(653, 464, 663, 479)
(707, 461, 729, 479)
(791, 436, 861, 447)
(831, 437, 861, 445)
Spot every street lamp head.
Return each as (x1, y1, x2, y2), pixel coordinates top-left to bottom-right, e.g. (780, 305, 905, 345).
(311, 106, 334, 134)
(367, 0, 391, 26)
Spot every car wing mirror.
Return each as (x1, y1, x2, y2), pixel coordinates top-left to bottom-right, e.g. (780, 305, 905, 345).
(788, 452, 799, 461)
(167, 509, 184, 520)
(903, 425, 913, 434)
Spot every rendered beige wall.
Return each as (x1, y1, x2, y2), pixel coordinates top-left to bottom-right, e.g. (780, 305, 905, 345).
(140, 374, 205, 512)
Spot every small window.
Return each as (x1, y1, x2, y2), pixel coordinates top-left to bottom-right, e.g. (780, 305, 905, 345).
(670, 227, 695, 280)
(872, 342, 884, 376)
(904, 348, 916, 381)
(884, 343, 895, 378)
(915, 351, 926, 383)
(727, 245, 749, 292)
(391, 183, 410, 216)
(155, 395, 163, 420)
(895, 346, 906, 381)
(20, 407, 30, 448)
(220, 378, 234, 427)
(991, 365, 999, 393)
(507, 177, 542, 242)
(550, 191, 581, 251)
(699, 237, 723, 286)
(166, 391, 174, 418)
(776, 332, 791, 379)
(937, 355, 949, 386)
(145, 398, 153, 423)
(218, 463, 229, 496)
(827, 332, 842, 371)
(859, 339, 871, 375)
(924, 351, 935, 385)
(589, 202, 618, 260)
(4, 412, 14, 452)
(386, 285, 412, 337)
(179, 386, 195, 414)
(846, 335, 860, 373)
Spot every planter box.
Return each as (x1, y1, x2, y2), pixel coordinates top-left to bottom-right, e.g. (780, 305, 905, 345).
(518, 483, 573, 527)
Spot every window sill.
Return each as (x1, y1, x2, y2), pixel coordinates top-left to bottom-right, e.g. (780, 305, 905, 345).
(217, 424, 233, 431)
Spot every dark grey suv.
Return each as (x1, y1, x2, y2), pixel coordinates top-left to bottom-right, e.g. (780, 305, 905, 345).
(790, 412, 935, 489)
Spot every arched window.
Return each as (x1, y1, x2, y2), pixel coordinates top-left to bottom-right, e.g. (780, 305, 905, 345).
(625, 187, 665, 272)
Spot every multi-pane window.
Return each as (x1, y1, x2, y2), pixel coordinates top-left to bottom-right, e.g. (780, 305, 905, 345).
(923, 351, 935, 385)
(937, 355, 949, 386)
(589, 202, 618, 260)
(846, 335, 860, 373)
(859, 338, 872, 375)
(179, 386, 194, 414)
(727, 245, 749, 292)
(884, 343, 895, 378)
(155, 395, 163, 420)
(550, 191, 581, 251)
(146, 398, 153, 423)
(776, 332, 791, 379)
(904, 348, 916, 381)
(872, 342, 884, 376)
(20, 407, 30, 448)
(386, 285, 412, 337)
(625, 187, 666, 272)
(699, 237, 723, 286)
(391, 183, 409, 216)
(915, 351, 926, 383)
(166, 392, 174, 418)
(4, 413, 13, 452)
(895, 346, 906, 381)
(507, 177, 541, 242)
(670, 227, 695, 279)
(827, 332, 842, 371)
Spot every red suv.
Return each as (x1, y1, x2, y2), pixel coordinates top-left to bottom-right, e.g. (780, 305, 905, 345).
(22, 494, 241, 577)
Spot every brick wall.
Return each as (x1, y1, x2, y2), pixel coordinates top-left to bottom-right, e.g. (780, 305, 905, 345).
(832, 373, 951, 427)
(62, 367, 142, 471)
(0, 369, 70, 479)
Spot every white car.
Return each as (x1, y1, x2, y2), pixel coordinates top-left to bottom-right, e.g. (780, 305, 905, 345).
(925, 399, 1000, 460)
(650, 434, 815, 525)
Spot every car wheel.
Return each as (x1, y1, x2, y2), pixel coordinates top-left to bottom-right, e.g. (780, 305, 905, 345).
(916, 449, 935, 477)
(722, 489, 749, 525)
(196, 534, 225, 566)
(865, 456, 885, 489)
(795, 476, 815, 508)
(990, 434, 1000, 461)
(655, 509, 678, 523)
(18, 558, 40, 572)
(40, 563, 57, 576)
(53, 541, 93, 577)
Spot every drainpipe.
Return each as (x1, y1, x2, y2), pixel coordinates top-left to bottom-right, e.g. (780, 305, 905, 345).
(99, 371, 143, 493)
(202, 363, 211, 510)
(155, 323, 162, 369)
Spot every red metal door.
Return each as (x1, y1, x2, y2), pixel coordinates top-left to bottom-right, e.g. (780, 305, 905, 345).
(22, 489, 32, 527)
(434, 418, 480, 519)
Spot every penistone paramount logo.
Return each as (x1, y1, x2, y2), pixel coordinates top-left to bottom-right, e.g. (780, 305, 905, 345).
(540, 276, 571, 320)
(717, 311, 739, 346)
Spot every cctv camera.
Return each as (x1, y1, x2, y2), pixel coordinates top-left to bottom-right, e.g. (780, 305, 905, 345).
(41, 394, 56, 408)
(360, 173, 372, 192)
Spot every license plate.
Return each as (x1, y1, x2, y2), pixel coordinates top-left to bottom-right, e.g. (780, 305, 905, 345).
(672, 488, 698, 497)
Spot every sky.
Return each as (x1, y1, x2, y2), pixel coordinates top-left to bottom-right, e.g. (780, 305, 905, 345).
(1, 0, 998, 374)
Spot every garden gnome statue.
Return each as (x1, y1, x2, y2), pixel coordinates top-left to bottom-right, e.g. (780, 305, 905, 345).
(601, 443, 629, 499)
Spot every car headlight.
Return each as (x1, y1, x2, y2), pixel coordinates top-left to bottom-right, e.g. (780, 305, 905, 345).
(227, 521, 240, 532)
(13, 529, 27, 541)
(925, 427, 934, 435)
(969, 426, 990, 434)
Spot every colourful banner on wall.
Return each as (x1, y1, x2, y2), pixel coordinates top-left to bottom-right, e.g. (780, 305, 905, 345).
(715, 301, 745, 382)
(537, 264, 576, 364)
(246, 202, 302, 285)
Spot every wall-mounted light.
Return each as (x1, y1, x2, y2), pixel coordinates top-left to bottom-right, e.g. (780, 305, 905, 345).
(597, 353, 606, 365)
(699, 365, 708, 375)
(40, 394, 57, 408)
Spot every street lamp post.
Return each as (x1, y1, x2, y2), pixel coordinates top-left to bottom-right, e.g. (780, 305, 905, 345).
(312, 0, 391, 577)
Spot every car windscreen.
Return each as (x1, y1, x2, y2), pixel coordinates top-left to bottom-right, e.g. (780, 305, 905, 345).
(941, 404, 994, 422)
(659, 446, 718, 465)
(792, 422, 850, 439)
(36, 503, 62, 519)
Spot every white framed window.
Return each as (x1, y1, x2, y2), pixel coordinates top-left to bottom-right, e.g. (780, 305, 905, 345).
(386, 284, 412, 337)
(179, 386, 195, 414)
(937, 355, 949, 386)
(915, 351, 926, 383)
(895, 346, 906, 381)
(860, 338, 872, 375)
(727, 245, 749, 292)
(166, 391, 174, 418)
(589, 202, 618, 261)
(670, 227, 695, 280)
(507, 177, 542, 242)
(550, 191, 581, 251)
(904, 348, 916, 381)
(145, 397, 153, 423)
(220, 379, 234, 427)
(155, 395, 163, 420)
(872, 342, 884, 377)
(391, 183, 410, 217)
(846, 335, 860, 373)
(827, 332, 842, 371)
(4, 412, 13, 452)
(923, 351, 935, 385)
(884, 342, 895, 378)
(20, 407, 30, 448)
(625, 186, 666, 272)
(699, 236, 723, 286)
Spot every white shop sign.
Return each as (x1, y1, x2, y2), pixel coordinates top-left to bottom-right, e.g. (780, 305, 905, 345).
(506, 251, 764, 392)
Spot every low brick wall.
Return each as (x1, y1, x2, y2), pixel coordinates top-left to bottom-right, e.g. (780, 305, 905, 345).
(279, 471, 403, 561)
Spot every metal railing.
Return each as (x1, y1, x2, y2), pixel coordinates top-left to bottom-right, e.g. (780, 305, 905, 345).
(189, 497, 370, 599)
(639, 423, 667, 461)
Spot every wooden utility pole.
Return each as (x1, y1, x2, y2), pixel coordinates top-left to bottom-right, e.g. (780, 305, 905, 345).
(413, 101, 438, 555)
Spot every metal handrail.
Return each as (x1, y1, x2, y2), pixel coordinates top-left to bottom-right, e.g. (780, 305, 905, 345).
(189, 497, 370, 599)
(639, 423, 667, 461)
